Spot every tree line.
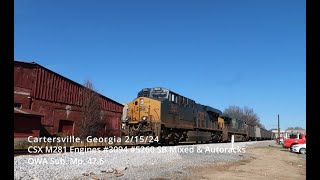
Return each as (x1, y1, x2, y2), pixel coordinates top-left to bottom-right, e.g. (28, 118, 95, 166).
(223, 105, 265, 129)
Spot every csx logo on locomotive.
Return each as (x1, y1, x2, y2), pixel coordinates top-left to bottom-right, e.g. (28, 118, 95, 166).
(122, 87, 272, 145)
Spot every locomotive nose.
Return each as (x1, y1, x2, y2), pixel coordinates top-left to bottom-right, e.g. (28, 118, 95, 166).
(130, 98, 150, 121)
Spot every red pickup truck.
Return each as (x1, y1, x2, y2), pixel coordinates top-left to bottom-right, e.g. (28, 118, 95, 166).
(283, 134, 306, 148)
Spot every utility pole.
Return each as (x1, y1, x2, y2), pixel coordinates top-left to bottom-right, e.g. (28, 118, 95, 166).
(277, 114, 280, 144)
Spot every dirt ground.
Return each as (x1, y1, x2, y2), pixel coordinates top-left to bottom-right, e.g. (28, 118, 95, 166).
(187, 144, 306, 180)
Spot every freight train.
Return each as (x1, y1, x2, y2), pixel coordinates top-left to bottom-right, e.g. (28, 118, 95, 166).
(122, 87, 272, 145)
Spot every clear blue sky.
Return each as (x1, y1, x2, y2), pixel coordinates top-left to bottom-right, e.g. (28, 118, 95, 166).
(14, 0, 306, 130)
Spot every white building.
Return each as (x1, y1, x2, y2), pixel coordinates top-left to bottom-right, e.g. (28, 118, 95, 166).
(271, 129, 288, 139)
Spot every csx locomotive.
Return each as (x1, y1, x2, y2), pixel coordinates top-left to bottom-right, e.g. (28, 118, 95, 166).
(122, 87, 271, 144)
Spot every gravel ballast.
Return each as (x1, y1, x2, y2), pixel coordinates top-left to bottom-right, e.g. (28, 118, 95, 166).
(14, 141, 273, 180)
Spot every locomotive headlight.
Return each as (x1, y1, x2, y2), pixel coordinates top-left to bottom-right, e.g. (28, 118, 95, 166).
(142, 116, 147, 120)
(140, 99, 144, 105)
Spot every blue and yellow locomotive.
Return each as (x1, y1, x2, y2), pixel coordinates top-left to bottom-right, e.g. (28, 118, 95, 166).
(122, 87, 270, 144)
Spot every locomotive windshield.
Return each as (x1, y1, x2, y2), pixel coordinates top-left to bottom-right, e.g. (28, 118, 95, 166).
(137, 88, 151, 97)
(150, 88, 169, 99)
(137, 87, 169, 100)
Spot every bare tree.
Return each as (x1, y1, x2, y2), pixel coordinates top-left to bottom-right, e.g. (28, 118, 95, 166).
(223, 106, 244, 121)
(223, 105, 264, 128)
(79, 80, 103, 138)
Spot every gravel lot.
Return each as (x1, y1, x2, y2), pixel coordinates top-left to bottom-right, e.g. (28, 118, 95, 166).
(14, 141, 267, 180)
(189, 142, 306, 180)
